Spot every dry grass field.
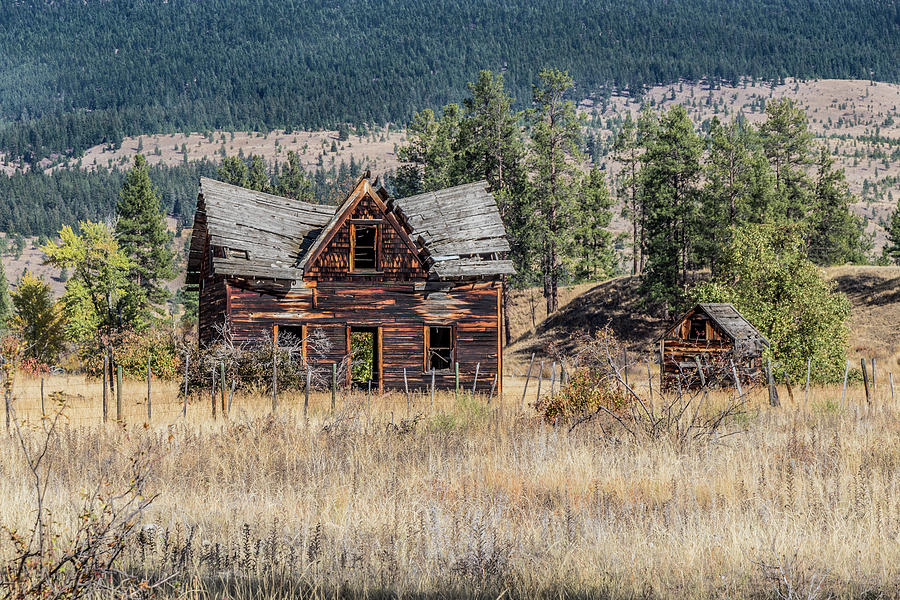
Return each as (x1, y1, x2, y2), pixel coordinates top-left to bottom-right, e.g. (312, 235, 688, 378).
(2, 369, 900, 598)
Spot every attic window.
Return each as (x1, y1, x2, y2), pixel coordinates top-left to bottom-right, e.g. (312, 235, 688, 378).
(351, 224, 378, 271)
(689, 319, 707, 340)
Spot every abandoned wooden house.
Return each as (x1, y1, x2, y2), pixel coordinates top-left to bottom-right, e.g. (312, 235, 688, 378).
(186, 173, 514, 393)
(658, 303, 769, 389)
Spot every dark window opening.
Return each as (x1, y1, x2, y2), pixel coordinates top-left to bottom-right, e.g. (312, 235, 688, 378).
(353, 225, 377, 270)
(689, 319, 707, 340)
(428, 326, 453, 371)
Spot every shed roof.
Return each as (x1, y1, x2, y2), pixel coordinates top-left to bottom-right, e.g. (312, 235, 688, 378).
(662, 303, 770, 357)
(188, 175, 514, 283)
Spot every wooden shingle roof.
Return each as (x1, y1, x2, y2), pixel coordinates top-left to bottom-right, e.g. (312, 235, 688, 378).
(662, 303, 770, 357)
(188, 175, 514, 282)
(186, 178, 335, 283)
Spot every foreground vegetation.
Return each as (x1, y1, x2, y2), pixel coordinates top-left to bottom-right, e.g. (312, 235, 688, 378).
(1, 375, 899, 598)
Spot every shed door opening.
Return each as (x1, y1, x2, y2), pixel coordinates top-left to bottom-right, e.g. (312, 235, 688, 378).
(350, 327, 379, 383)
(427, 326, 454, 371)
(352, 225, 378, 271)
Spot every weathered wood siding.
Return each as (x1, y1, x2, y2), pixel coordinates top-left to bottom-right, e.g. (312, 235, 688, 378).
(225, 280, 501, 391)
(305, 192, 426, 282)
(198, 237, 228, 345)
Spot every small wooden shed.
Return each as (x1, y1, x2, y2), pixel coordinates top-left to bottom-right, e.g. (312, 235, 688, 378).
(657, 303, 769, 389)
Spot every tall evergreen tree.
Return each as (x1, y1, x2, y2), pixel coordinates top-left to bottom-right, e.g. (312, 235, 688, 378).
(528, 69, 584, 314)
(571, 167, 615, 281)
(0, 259, 10, 331)
(277, 151, 315, 202)
(395, 105, 464, 197)
(614, 108, 657, 275)
(806, 146, 868, 265)
(885, 197, 900, 265)
(247, 155, 271, 193)
(114, 154, 176, 314)
(217, 155, 249, 187)
(699, 116, 774, 272)
(760, 98, 814, 222)
(457, 70, 527, 344)
(638, 105, 702, 314)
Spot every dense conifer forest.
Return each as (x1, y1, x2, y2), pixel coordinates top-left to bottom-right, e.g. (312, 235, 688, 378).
(0, 0, 898, 162)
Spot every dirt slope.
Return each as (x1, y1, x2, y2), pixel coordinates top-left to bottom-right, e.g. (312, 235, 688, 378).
(506, 266, 900, 371)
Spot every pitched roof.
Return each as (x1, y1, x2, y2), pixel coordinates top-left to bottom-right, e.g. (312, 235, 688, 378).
(661, 303, 770, 357)
(188, 175, 514, 283)
(391, 181, 511, 258)
(186, 178, 335, 283)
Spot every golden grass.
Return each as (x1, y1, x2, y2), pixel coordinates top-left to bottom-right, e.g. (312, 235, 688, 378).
(2, 373, 900, 598)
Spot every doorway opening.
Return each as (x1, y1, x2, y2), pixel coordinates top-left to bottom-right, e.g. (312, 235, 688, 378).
(350, 327, 379, 385)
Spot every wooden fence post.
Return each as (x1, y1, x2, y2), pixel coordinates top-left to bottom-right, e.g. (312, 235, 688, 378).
(520, 352, 535, 410)
(366, 378, 371, 422)
(549, 362, 556, 397)
(455, 363, 460, 402)
(183, 351, 189, 419)
(101, 354, 108, 423)
(146, 358, 152, 422)
(804, 358, 811, 404)
(861, 358, 871, 405)
(331, 363, 337, 412)
(766, 358, 779, 407)
(40, 376, 45, 418)
(272, 346, 278, 414)
(304, 368, 310, 421)
(646, 361, 653, 401)
(220, 362, 226, 416)
(211, 364, 217, 420)
(489, 373, 498, 403)
(730, 360, 744, 399)
(535, 361, 544, 405)
(430, 369, 436, 412)
(227, 379, 236, 413)
(622, 349, 629, 387)
(890, 372, 895, 402)
(116, 365, 122, 422)
(404, 368, 410, 415)
(841, 359, 850, 405)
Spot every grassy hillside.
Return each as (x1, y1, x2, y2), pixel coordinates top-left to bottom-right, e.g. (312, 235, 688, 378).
(507, 265, 900, 371)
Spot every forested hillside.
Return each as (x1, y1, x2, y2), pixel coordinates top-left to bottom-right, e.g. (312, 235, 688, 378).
(1, 0, 899, 162)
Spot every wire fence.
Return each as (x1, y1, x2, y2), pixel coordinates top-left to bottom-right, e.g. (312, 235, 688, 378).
(1, 354, 895, 429)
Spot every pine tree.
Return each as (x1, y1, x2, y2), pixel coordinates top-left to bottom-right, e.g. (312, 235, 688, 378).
(114, 154, 176, 314)
(0, 260, 10, 331)
(699, 116, 774, 272)
(571, 167, 615, 281)
(760, 98, 813, 222)
(529, 69, 584, 314)
(277, 151, 315, 202)
(457, 70, 527, 344)
(217, 155, 249, 187)
(638, 105, 702, 314)
(614, 109, 655, 275)
(885, 197, 900, 265)
(395, 105, 464, 197)
(806, 146, 868, 265)
(247, 155, 270, 193)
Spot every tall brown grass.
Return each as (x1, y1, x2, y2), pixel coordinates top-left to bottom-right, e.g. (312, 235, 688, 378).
(1, 374, 899, 599)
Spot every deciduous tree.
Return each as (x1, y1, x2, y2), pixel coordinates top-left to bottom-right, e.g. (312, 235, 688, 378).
(9, 271, 66, 365)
